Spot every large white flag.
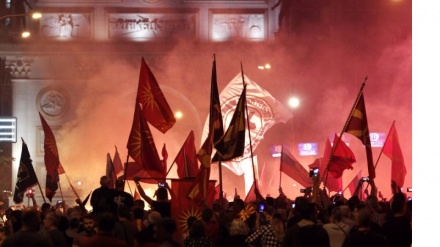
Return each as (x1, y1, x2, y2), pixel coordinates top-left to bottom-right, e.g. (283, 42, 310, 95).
(201, 73, 292, 175)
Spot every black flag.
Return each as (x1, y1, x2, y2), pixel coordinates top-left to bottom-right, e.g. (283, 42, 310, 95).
(13, 139, 39, 204)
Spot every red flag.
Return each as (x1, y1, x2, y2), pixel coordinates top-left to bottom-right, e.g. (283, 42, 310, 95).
(327, 134, 356, 178)
(112, 146, 124, 178)
(244, 182, 257, 203)
(280, 145, 313, 188)
(382, 121, 407, 188)
(137, 57, 175, 133)
(161, 143, 168, 176)
(38, 112, 60, 202)
(345, 93, 375, 179)
(188, 57, 224, 200)
(347, 170, 362, 196)
(106, 153, 116, 189)
(213, 85, 247, 162)
(172, 179, 216, 242)
(175, 131, 198, 179)
(127, 103, 165, 178)
(134, 189, 141, 201)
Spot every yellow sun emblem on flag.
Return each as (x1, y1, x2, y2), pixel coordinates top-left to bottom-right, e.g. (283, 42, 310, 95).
(239, 204, 256, 221)
(176, 207, 202, 233)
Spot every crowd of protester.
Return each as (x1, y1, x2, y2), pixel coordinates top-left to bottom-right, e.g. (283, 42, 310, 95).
(0, 175, 412, 247)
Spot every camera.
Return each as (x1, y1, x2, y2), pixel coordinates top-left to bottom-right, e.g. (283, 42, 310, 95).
(407, 187, 412, 192)
(309, 168, 319, 177)
(258, 203, 265, 213)
(292, 203, 296, 208)
(158, 182, 165, 188)
(300, 188, 305, 193)
(338, 191, 342, 195)
(361, 177, 369, 182)
(56, 200, 62, 205)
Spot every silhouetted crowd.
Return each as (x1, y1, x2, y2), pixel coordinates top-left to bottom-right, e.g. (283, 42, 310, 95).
(0, 175, 412, 247)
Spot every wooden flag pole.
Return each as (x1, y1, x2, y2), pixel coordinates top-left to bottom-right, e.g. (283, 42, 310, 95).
(279, 146, 283, 188)
(240, 63, 260, 200)
(58, 181, 64, 202)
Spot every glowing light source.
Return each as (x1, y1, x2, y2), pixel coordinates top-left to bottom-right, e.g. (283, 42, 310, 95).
(288, 97, 300, 108)
(32, 12, 42, 20)
(21, 31, 30, 38)
(175, 111, 183, 119)
(257, 63, 271, 70)
(77, 181, 82, 186)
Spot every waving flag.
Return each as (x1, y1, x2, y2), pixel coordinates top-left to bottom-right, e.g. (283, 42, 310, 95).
(175, 131, 198, 179)
(127, 103, 165, 180)
(137, 57, 175, 133)
(203, 73, 292, 175)
(345, 92, 375, 179)
(327, 134, 356, 178)
(13, 139, 39, 204)
(280, 145, 313, 188)
(106, 153, 116, 189)
(39, 112, 60, 202)
(213, 85, 247, 162)
(382, 121, 407, 188)
(112, 146, 124, 178)
(347, 170, 362, 197)
(188, 56, 224, 200)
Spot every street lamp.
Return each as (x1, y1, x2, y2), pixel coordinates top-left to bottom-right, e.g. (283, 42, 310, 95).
(0, 11, 42, 38)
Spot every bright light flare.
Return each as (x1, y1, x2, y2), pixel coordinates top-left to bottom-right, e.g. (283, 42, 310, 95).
(21, 31, 30, 38)
(32, 12, 42, 19)
(288, 97, 300, 108)
(175, 111, 183, 119)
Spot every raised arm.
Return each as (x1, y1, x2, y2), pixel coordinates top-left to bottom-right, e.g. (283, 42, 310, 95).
(134, 176, 154, 206)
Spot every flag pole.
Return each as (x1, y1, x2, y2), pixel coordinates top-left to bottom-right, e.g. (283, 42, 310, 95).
(123, 154, 129, 190)
(322, 77, 367, 191)
(279, 146, 283, 188)
(58, 181, 64, 202)
(166, 131, 193, 177)
(241, 63, 259, 199)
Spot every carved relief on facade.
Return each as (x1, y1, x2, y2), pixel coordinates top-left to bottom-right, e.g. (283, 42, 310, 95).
(5, 57, 34, 79)
(210, 11, 266, 42)
(107, 12, 198, 40)
(40, 13, 92, 39)
(36, 87, 69, 119)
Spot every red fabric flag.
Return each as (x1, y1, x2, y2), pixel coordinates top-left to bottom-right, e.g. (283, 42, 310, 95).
(213, 85, 247, 162)
(382, 121, 407, 188)
(137, 57, 175, 133)
(280, 145, 313, 188)
(175, 131, 198, 179)
(38, 112, 60, 202)
(244, 182, 257, 203)
(112, 146, 124, 178)
(345, 93, 375, 179)
(127, 103, 165, 178)
(347, 170, 362, 196)
(327, 134, 356, 179)
(309, 157, 341, 193)
(188, 57, 224, 200)
(134, 189, 141, 201)
(106, 153, 116, 189)
(172, 179, 216, 243)
(161, 143, 168, 176)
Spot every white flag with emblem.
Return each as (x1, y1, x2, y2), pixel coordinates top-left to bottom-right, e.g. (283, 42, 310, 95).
(201, 73, 292, 175)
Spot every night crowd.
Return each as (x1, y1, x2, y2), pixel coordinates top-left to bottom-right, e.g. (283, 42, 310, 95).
(0, 175, 412, 247)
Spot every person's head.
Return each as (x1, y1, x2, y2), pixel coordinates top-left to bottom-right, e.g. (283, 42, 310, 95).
(355, 207, 373, 228)
(229, 218, 249, 236)
(156, 187, 168, 201)
(188, 219, 205, 238)
(20, 208, 41, 232)
(41, 203, 52, 215)
(366, 195, 379, 210)
(82, 214, 95, 232)
(154, 217, 177, 242)
(296, 202, 317, 221)
(134, 199, 145, 210)
(390, 192, 406, 214)
(147, 211, 162, 226)
(96, 212, 116, 233)
(201, 207, 214, 222)
(99, 176, 111, 188)
(133, 208, 144, 220)
(115, 179, 125, 191)
(10, 210, 22, 233)
(330, 206, 344, 224)
(43, 212, 59, 230)
(186, 216, 198, 230)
